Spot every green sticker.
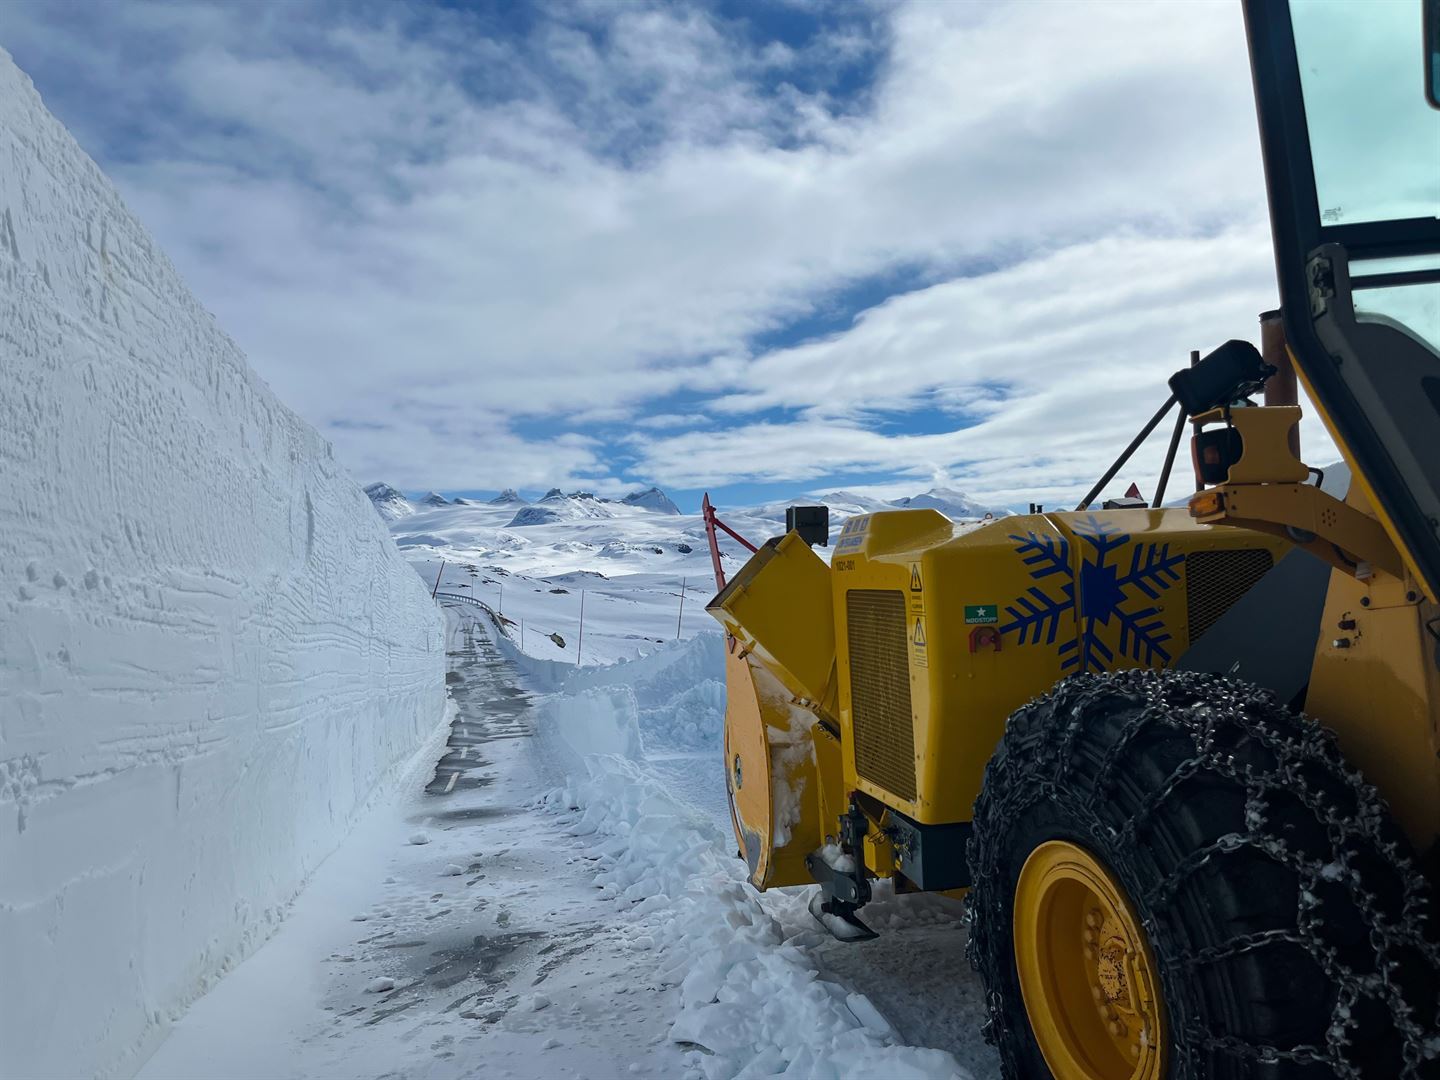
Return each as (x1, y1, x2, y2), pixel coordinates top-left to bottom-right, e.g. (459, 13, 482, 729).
(964, 604, 998, 624)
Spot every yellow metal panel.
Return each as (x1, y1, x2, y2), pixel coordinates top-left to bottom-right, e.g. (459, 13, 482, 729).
(1306, 565, 1440, 856)
(720, 644, 832, 889)
(835, 508, 1289, 828)
(909, 514, 1074, 825)
(863, 828, 896, 878)
(708, 531, 835, 707)
(1191, 404, 1307, 484)
(715, 503, 1298, 891)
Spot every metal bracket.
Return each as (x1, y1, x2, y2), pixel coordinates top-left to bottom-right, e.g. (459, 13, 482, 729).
(804, 797, 873, 908)
(1191, 481, 1403, 580)
(1307, 251, 1335, 318)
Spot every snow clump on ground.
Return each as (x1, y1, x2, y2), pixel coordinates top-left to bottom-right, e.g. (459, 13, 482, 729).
(541, 756, 971, 1079)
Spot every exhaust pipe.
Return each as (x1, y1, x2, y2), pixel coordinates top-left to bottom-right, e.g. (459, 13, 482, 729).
(1260, 308, 1300, 458)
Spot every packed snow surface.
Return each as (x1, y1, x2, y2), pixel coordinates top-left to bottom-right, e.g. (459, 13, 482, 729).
(0, 51, 445, 1079)
(137, 605, 988, 1079)
(547, 757, 971, 1079)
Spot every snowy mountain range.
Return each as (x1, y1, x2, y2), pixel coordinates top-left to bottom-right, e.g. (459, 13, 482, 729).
(366, 482, 1006, 579)
(507, 490, 625, 527)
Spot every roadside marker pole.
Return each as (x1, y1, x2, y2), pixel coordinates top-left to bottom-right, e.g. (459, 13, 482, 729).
(676, 576, 686, 639)
(498, 582, 503, 614)
(577, 590, 586, 667)
(432, 560, 446, 599)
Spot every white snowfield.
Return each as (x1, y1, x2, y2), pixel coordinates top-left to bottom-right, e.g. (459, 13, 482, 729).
(0, 50, 445, 1080)
(379, 484, 1007, 584)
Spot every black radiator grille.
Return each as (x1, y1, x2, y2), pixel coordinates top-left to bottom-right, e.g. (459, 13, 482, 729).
(846, 590, 917, 801)
(1185, 548, 1275, 643)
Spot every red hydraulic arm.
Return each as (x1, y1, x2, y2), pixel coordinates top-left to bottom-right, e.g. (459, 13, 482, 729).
(701, 493, 757, 592)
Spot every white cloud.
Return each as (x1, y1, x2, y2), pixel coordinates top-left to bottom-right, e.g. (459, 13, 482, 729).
(630, 228, 1340, 506)
(1, 0, 1302, 502)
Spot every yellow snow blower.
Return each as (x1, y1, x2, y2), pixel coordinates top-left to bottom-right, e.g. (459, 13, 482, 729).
(704, 2, 1440, 1076)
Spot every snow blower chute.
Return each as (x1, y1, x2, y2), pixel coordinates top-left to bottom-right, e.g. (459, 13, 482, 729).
(701, 497, 839, 895)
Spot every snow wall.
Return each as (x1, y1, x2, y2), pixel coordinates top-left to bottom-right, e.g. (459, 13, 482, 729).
(0, 52, 446, 1079)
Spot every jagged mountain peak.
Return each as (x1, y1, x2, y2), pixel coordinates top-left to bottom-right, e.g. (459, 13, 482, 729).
(506, 490, 620, 528)
(489, 488, 523, 505)
(621, 486, 680, 514)
(364, 482, 415, 521)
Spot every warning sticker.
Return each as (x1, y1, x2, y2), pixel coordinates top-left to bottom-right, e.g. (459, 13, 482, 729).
(911, 614, 928, 668)
(835, 514, 872, 552)
(964, 604, 998, 624)
(909, 563, 923, 591)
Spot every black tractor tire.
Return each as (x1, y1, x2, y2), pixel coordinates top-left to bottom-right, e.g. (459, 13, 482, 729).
(967, 667, 1440, 1080)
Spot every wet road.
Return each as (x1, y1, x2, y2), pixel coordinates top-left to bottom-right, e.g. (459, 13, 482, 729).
(425, 614, 532, 798)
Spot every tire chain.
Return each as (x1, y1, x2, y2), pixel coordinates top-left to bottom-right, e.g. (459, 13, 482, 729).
(965, 667, 1440, 1079)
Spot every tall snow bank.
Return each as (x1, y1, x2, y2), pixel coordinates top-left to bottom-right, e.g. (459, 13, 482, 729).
(532, 686, 646, 777)
(522, 635, 723, 778)
(0, 52, 445, 1079)
(495, 629, 725, 751)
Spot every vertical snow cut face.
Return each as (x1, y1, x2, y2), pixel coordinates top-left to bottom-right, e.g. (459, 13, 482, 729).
(0, 50, 445, 1079)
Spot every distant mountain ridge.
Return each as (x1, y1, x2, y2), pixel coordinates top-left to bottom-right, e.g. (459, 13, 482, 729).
(807, 487, 1007, 521)
(622, 486, 681, 515)
(376, 478, 1012, 578)
(508, 490, 621, 527)
(363, 482, 415, 522)
(369, 481, 1006, 542)
(889, 486, 1007, 520)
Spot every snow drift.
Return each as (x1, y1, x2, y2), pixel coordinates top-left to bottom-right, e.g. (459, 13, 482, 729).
(544, 758, 969, 1079)
(0, 52, 445, 1079)
(509, 626, 965, 1077)
(493, 627, 725, 747)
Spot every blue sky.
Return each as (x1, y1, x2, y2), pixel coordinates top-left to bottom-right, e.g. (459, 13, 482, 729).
(2, 0, 1337, 513)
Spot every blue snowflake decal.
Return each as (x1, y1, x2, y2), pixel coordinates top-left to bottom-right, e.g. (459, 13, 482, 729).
(999, 515, 1183, 673)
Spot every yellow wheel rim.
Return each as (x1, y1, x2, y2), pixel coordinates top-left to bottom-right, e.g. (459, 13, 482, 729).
(1013, 841, 1167, 1080)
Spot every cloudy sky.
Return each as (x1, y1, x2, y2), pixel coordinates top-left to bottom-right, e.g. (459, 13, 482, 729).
(1, 0, 1336, 512)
